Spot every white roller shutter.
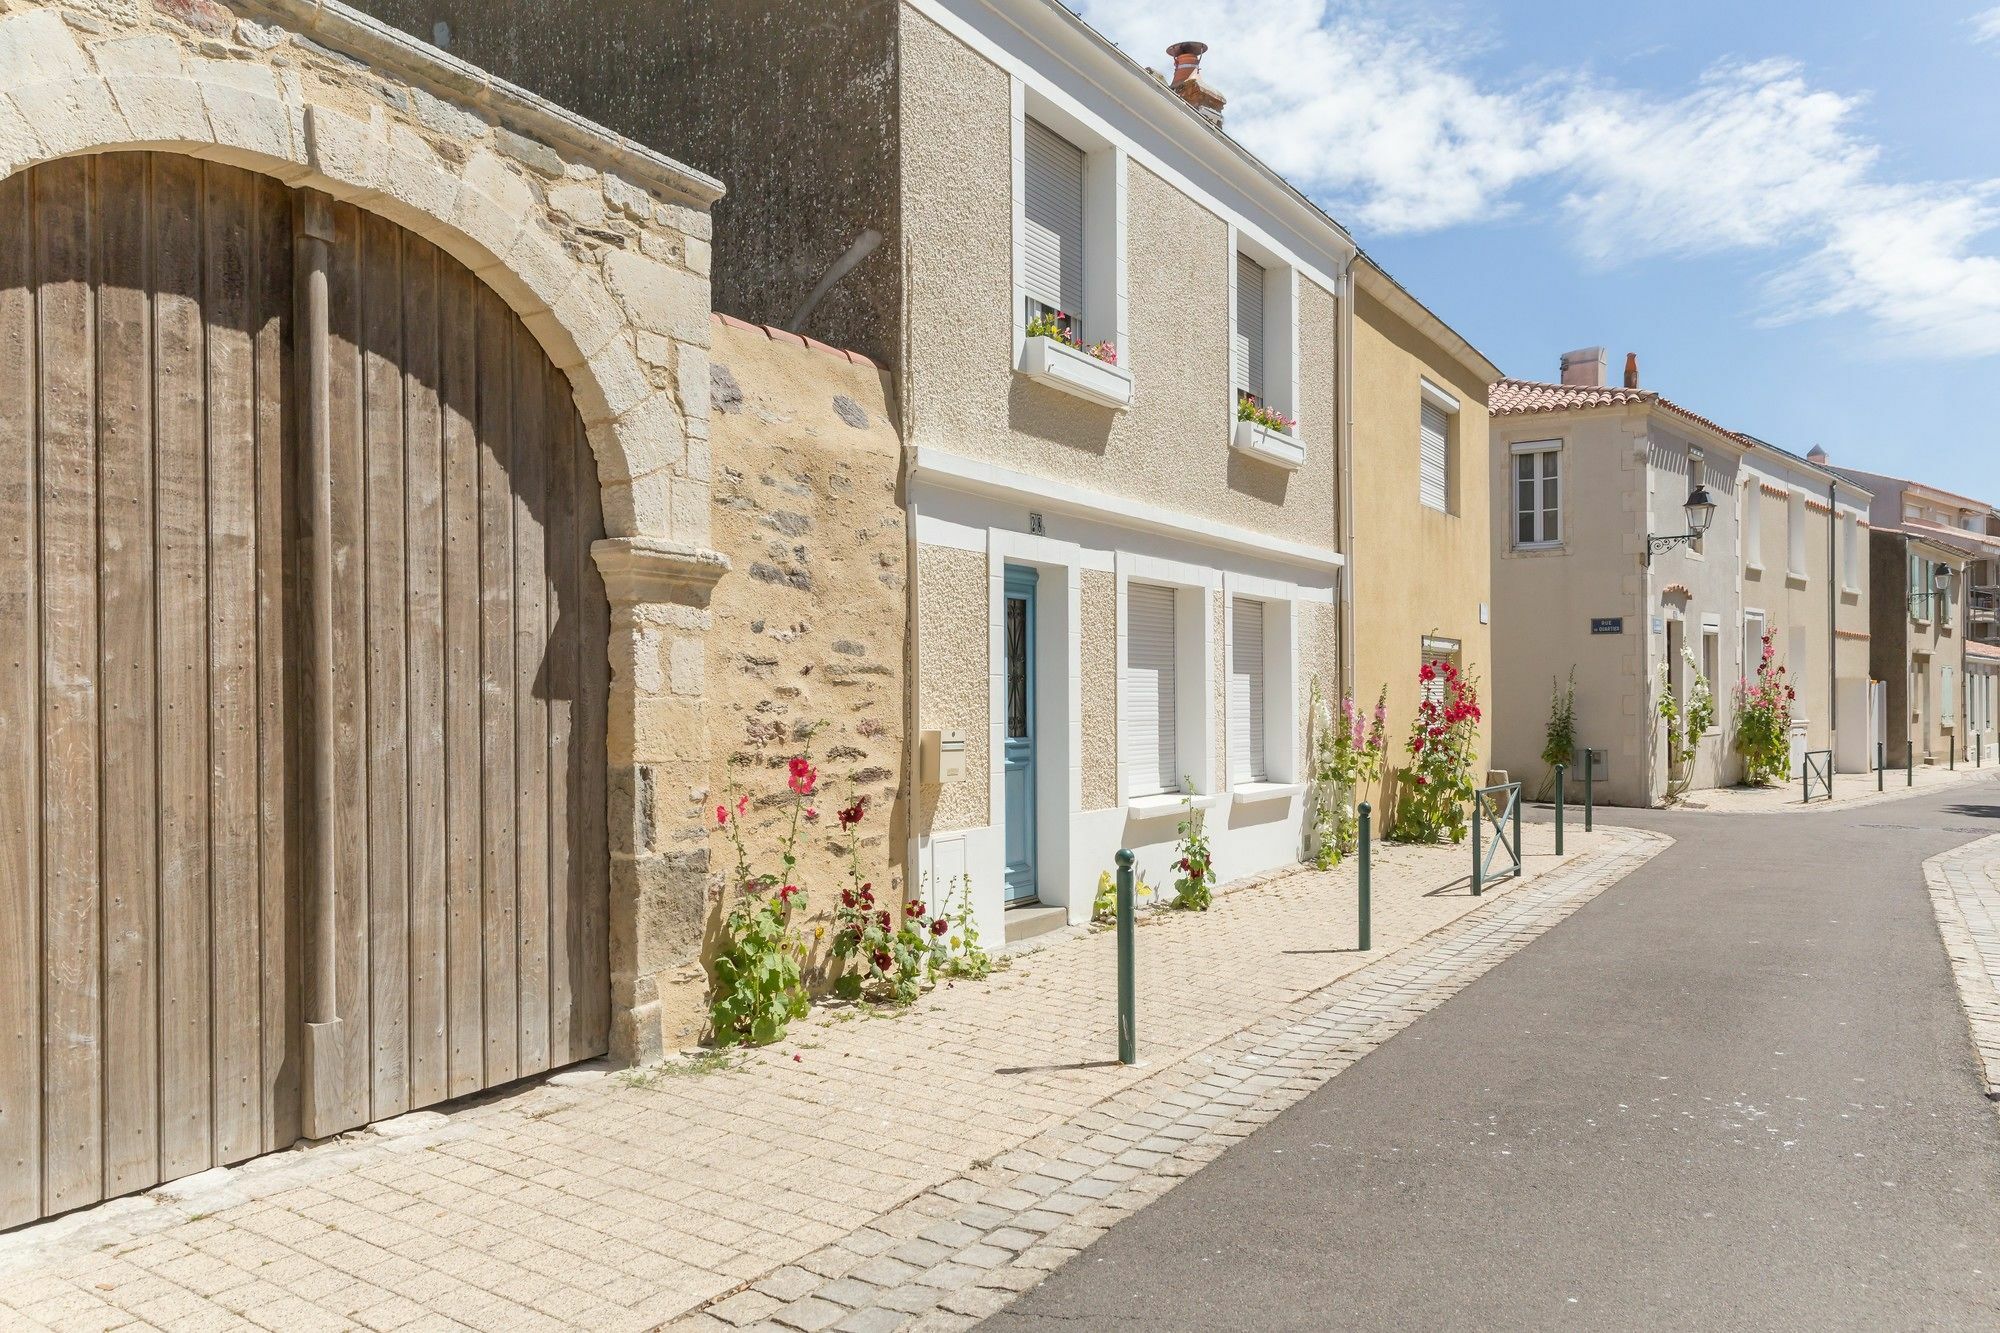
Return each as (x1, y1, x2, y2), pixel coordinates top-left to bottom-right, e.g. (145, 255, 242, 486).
(1234, 253, 1265, 404)
(1421, 637, 1459, 707)
(1420, 401, 1450, 511)
(1023, 119, 1085, 322)
(1126, 584, 1178, 798)
(1229, 597, 1266, 785)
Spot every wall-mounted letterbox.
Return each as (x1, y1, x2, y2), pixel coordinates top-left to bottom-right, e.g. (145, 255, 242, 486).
(924, 728, 966, 783)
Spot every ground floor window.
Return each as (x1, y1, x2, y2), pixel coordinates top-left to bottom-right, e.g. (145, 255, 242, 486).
(1125, 581, 1179, 797)
(1228, 596, 1267, 785)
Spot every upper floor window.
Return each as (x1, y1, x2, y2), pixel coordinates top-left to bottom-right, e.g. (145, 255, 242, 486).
(1512, 441, 1561, 547)
(1023, 117, 1086, 337)
(1234, 251, 1266, 408)
(1745, 484, 1763, 569)
(1419, 380, 1459, 514)
(1842, 511, 1860, 591)
(1787, 490, 1807, 579)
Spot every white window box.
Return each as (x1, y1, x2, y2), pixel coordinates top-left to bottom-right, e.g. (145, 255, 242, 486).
(1231, 418, 1304, 470)
(1124, 792, 1222, 821)
(1018, 335, 1132, 410)
(1229, 781, 1305, 804)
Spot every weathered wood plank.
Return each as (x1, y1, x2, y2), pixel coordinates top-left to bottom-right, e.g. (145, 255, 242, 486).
(402, 237, 448, 1111)
(95, 154, 161, 1196)
(543, 371, 579, 1069)
(361, 211, 410, 1122)
(439, 258, 483, 1098)
(326, 201, 372, 1134)
(251, 174, 298, 1153)
(205, 163, 264, 1166)
(512, 323, 551, 1077)
(475, 284, 518, 1086)
(576, 403, 611, 1057)
(0, 162, 44, 1230)
(153, 152, 212, 1181)
(36, 154, 105, 1216)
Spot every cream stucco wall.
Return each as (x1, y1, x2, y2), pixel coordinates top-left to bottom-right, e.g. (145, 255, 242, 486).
(895, 9, 1340, 546)
(1351, 286, 1492, 821)
(915, 544, 992, 833)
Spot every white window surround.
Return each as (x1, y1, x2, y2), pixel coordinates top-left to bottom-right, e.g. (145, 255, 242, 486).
(1744, 483, 1763, 572)
(1227, 227, 1299, 427)
(1509, 438, 1562, 549)
(1786, 489, 1808, 582)
(1700, 617, 1722, 733)
(1223, 572, 1302, 795)
(1841, 509, 1861, 593)
(1116, 552, 1217, 814)
(1012, 82, 1129, 400)
(1743, 608, 1766, 684)
(981, 531, 1086, 870)
(1419, 378, 1459, 515)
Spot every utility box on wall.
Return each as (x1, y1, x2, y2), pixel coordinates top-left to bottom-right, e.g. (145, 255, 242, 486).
(924, 728, 967, 783)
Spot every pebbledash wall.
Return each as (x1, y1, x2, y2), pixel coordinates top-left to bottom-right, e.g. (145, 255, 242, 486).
(0, 0, 725, 1066)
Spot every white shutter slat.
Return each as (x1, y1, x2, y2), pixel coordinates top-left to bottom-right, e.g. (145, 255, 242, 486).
(1420, 401, 1450, 512)
(1023, 119, 1085, 320)
(1229, 597, 1266, 785)
(1127, 584, 1178, 798)
(1234, 253, 1265, 404)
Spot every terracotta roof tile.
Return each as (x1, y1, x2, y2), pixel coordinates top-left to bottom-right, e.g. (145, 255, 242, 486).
(1967, 640, 2000, 661)
(1490, 377, 1744, 445)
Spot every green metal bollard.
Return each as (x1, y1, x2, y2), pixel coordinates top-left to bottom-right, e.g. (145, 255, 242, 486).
(1950, 734, 1956, 771)
(1584, 752, 1594, 832)
(1908, 740, 1915, 788)
(1877, 741, 1884, 792)
(1116, 848, 1137, 1066)
(1358, 803, 1372, 952)
(1512, 786, 1524, 866)
(1554, 764, 1565, 858)
(1801, 757, 1809, 805)
(1472, 793, 1484, 898)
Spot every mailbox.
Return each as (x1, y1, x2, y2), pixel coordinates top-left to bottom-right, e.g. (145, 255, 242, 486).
(924, 728, 967, 783)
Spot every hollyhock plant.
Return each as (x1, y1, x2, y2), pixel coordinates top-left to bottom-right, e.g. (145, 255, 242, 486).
(1393, 658, 1482, 845)
(707, 736, 821, 1047)
(1308, 678, 1389, 868)
(829, 794, 951, 1005)
(1735, 631, 1794, 787)
(1657, 647, 1715, 803)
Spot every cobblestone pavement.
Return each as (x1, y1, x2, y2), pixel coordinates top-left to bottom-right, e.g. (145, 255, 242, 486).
(0, 825, 1658, 1332)
(1673, 760, 1993, 814)
(1926, 833, 2000, 1099)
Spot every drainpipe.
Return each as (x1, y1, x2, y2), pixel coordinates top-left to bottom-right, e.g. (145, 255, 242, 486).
(1827, 479, 1838, 760)
(1336, 253, 1358, 710)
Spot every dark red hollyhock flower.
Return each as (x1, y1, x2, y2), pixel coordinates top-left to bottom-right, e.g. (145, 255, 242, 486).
(930, 917, 949, 936)
(905, 900, 925, 919)
(873, 949, 893, 971)
(840, 889, 857, 909)
(838, 796, 868, 829)
(875, 911, 892, 932)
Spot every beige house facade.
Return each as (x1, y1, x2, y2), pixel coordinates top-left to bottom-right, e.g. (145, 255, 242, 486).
(1488, 351, 1872, 807)
(1349, 263, 1498, 821)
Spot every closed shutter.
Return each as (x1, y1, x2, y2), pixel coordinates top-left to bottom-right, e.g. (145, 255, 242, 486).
(1228, 598, 1266, 784)
(1126, 584, 1178, 797)
(1420, 401, 1450, 511)
(1023, 119, 1085, 322)
(1234, 253, 1265, 404)
(1943, 665, 1956, 722)
(1421, 638, 1459, 706)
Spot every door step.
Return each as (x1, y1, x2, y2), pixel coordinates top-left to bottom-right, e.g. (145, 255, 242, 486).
(1003, 903, 1068, 946)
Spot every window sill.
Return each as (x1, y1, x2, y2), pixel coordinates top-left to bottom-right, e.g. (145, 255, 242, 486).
(1231, 418, 1304, 470)
(1229, 781, 1305, 804)
(1745, 561, 1765, 576)
(1842, 584, 1862, 598)
(1124, 792, 1221, 820)
(1785, 570, 1808, 588)
(1017, 335, 1132, 410)
(1512, 540, 1564, 554)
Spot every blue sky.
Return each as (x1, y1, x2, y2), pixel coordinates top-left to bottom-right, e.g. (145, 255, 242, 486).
(1075, 1, 2000, 502)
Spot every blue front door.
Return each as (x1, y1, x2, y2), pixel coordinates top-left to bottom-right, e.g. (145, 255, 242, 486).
(1003, 567, 1038, 904)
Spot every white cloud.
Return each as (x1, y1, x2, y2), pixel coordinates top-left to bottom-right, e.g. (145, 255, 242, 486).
(1074, 0, 2000, 356)
(1975, 7, 2000, 43)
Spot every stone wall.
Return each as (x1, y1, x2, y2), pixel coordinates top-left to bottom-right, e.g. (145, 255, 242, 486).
(649, 316, 907, 1049)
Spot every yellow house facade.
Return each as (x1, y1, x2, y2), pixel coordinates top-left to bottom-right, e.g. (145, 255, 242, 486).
(1349, 262, 1499, 822)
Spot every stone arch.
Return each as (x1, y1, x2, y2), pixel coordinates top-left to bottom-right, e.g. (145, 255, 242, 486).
(0, 4, 712, 543)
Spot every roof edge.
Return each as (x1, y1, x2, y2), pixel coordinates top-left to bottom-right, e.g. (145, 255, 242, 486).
(1356, 256, 1502, 387)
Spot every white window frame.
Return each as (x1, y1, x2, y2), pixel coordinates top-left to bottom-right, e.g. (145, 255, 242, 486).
(1223, 574, 1301, 793)
(1228, 228, 1299, 429)
(1115, 554, 1216, 810)
(1841, 509, 1861, 593)
(1419, 378, 1459, 515)
(1742, 608, 1766, 685)
(1012, 84, 1128, 368)
(1744, 483, 1763, 572)
(1509, 439, 1562, 548)
(1786, 489, 1808, 581)
(1421, 635, 1462, 707)
(1700, 616, 1722, 732)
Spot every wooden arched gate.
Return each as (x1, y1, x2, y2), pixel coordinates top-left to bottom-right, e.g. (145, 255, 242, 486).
(0, 152, 611, 1229)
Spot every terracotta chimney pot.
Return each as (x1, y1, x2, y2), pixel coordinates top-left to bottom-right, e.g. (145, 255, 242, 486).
(1165, 41, 1226, 125)
(1623, 352, 1640, 389)
(1167, 40, 1207, 88)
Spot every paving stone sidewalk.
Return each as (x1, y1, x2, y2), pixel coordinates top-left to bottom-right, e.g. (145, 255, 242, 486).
(0, 824, 1660, 1333)
(1925, 833, 2000, 1100)
(1674, 761, 1995, 814)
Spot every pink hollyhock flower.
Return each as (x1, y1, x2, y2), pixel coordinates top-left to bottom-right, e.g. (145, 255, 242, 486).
(715, 804, 729, 826)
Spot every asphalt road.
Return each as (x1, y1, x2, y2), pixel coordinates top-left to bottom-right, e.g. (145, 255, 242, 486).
(987, 779, 2000, 1331)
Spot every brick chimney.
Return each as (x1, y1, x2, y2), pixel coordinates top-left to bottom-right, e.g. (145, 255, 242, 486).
(1623, 352, 1640, 389)
(1807, 444, 1829, 465)
(1166, 41, 1226, 127)
(1559, 346, 1607, 387)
